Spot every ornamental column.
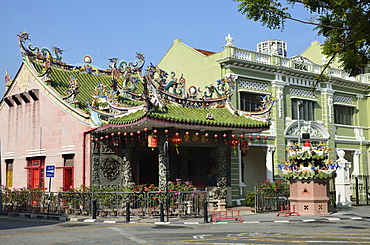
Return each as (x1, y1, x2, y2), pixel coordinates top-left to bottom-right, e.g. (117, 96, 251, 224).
(122, 149, 135, 187)
(265, 146, 275, 180)
(158, 138, 169, 191)
(271, 78, 286, 177)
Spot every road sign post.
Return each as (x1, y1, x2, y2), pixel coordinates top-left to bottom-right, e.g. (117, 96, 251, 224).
(45, 165, 55, 219)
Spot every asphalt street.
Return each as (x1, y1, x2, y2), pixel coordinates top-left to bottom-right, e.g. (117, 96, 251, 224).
(1, 206, 370, 244)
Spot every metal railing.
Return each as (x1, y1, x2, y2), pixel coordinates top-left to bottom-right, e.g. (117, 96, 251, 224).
(254, 187, 290, 213)
(1, 190, 208, 219)
(350, 175, 370, 205)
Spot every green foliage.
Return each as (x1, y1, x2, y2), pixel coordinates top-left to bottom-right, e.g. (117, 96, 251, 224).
(281, 170, 335, 180)
(245, 179, 290, 207)
(233, 0, 370, 76)
(245, 190, 255, 207)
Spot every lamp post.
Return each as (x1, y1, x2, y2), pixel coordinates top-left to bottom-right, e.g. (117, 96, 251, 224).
(297, 101, 303, 146)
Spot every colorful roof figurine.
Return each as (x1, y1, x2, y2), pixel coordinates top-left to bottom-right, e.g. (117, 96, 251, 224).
(279, 141, 338, 180)
(15, 32, 274, 131)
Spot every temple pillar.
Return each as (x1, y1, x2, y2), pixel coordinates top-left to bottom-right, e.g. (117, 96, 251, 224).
(158, 140, 169, 191)
(122, 149, 135, 187)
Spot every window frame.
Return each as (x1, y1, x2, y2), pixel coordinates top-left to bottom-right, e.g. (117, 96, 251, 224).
(291, 98, 315, 121)
(239, 92, 264, 112)
(334, 104, 354, 125)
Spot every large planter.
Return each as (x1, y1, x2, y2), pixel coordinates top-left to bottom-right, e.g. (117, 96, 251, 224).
(279, 141, 338, 215)
(289, 179, 330, 215)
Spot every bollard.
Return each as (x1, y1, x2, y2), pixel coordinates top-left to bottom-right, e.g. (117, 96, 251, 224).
(126, 201, 130, 223)
(92, 199, 97, 219)
(203, 202, 209, 223)
(159, 201, 165, 222)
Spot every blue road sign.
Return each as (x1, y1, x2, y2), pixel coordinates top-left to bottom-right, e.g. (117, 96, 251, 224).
(46, 165, 55, 178)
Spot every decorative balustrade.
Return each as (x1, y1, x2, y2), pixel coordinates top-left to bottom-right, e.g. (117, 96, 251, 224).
(228, 46, 370, 83)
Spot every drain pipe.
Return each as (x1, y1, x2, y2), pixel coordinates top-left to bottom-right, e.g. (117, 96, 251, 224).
(82, 128, 98, 186)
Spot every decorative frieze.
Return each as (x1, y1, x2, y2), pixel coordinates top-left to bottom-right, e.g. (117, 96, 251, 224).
(239, 80, 268, 91)
(333, 94, 353, 104)
(289, 87, 315, 98)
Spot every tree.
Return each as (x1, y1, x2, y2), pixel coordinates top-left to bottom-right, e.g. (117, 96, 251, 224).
(234, 0, 370, 76)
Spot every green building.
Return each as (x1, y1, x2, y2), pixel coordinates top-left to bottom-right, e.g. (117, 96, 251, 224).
(158, 35, 370, 205)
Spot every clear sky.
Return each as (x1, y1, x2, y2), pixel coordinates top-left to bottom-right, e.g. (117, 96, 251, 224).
(0, 0, 324, 96)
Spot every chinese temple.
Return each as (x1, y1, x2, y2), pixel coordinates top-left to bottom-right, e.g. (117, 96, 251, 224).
(0, 32, 273, 203)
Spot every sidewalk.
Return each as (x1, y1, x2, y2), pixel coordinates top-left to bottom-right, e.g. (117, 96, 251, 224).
(226, 205, 370, 223)
(3, 205, 370, 224)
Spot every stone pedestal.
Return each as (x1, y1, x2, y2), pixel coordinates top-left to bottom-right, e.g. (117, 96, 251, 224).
(216, 199, 227, 211)
(289, 179, 330, 215)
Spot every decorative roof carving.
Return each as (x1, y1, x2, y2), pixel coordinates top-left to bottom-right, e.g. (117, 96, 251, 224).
(16, 32, 273, 130)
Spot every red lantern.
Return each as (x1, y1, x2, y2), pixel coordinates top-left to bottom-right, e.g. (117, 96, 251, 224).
(148, 134, 158, 150)
(240, 139, 249, 156)
(228, 138, 239, 156)
(170, 134, 182, 154)
(240, 140, 249, 151)
(184, 131, 190, 142)
(144, 128, 148, 139)
(229, 138, 239, 146)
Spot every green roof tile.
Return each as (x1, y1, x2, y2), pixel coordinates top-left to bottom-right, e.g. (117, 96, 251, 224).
(109, 104, 270, 129)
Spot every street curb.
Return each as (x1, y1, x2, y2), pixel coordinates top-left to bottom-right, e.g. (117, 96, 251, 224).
(2, 212, 369, 224)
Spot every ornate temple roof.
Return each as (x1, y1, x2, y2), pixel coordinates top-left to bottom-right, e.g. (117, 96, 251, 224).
(9, 32, 273, 132)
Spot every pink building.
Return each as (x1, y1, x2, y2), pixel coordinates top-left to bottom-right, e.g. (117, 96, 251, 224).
(0, 33, 94, 191)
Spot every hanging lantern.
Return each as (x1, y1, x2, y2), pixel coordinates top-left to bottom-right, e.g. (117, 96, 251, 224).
(228, 138, 239, 156)
(130, 132, 134, 143)
(192, 132, 199, 142)
(144, 128, 148, 139)
(240, 139, 249, 156)
(223, 133, 227, 144)
(204, 133, 209, 143)
(214, 134, 219, 144)
(170, 133, 182, 154)
(117, 132, 122, 143)
(148, 133, 158, 150)
(165, 129, 169, 141)
(137, 130, 141, 142)
(184, 131, 190, 142)
(124, 132, 128, 143)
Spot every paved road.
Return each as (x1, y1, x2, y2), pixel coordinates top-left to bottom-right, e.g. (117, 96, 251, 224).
(1, 215, 370, 244)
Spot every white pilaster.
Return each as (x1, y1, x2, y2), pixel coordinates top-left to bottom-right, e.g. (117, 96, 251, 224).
(266, 146, 275, 180)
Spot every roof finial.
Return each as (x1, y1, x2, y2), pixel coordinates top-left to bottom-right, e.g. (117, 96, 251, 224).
(225, 34, 234, 46)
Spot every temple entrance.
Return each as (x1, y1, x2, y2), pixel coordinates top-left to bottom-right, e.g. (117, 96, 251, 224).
(167, 146, 225, 190)
(139, 155, 159, 186)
